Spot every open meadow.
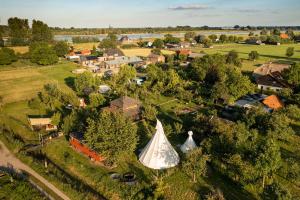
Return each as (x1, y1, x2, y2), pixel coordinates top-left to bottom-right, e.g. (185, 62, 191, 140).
(191, 43, 300, 72)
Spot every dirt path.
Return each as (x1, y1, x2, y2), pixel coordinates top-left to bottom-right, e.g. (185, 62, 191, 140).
(0, 140, 71, 200)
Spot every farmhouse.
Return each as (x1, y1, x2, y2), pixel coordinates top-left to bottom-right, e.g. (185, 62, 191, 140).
(28, 117, 57, 131)
(103, 56, 143, 69)
(102, 48, 125, 59)
(119, 35, 132, 44)
(246, 38, 264, 45)
(103, 96, 141, 120)
(256, 71, 290, 91)
(147, 53, 165, 64)
(253, 62, 291, 79)
(179, 41, 190, 48)
(79, 55, 99, 67)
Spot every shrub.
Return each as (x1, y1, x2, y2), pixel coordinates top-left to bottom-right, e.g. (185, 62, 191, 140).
(0, 47, 18, 65)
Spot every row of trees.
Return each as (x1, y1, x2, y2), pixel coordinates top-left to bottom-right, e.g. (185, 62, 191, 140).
(5, 17, 53, 46)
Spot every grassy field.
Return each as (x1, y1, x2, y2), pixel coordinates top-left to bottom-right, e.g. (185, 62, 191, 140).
(0, 60, 78, 103)
(191, 43, 300, 72)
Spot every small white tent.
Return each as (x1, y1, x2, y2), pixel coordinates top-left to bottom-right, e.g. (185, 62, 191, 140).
(180, 131, 197, 153)
(139, 119, 180, 169)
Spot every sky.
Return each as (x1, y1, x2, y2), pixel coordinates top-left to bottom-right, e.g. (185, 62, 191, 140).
(0, 0, 299, 28)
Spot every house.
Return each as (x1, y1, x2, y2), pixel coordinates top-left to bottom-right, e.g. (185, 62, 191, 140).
(79, 49, 91, 56)
(165, 43, 180, 49)
(179, 41, 190, 48)
(246, 38, 264, 45)
(176, 49, 192, 56)
(233, 94, 284, 112)
(70, 132, 105, 162)
(253, 62, 291, 79)
(28, 117, 57, 131)
(79, 55, 99, 67)
(103, 96, 141, 120)
(256, 71, 290, 91)
(119, 35, 132, 44)
(66, 52, 80, 61)
(102, 48, 125, 59)
(188, 53, 206, 61)
(262, 95, 284, 110)
(103, 56, 143, 70)
(147, 53, 165, 64)
(234, 93, 267, 109)
(280, 33, 289, 39)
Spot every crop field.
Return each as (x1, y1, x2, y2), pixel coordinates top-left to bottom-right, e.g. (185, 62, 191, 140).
(122, 48, 175, 57)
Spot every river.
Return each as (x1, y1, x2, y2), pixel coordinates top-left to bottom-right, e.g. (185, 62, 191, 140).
(54, 30, 257, 42)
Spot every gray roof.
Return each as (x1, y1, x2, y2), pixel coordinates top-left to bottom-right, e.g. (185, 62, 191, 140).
(104, 56, 143, 65)
(188, 53, 206, 58)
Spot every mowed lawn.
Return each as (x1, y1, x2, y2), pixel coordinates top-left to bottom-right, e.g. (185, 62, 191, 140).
(191, 43, 300, 72)
(0, 60, 78, 103)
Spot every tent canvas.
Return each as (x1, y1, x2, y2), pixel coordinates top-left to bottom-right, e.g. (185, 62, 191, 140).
(180, 131, 197, 153)
(139, 119, 179, 169)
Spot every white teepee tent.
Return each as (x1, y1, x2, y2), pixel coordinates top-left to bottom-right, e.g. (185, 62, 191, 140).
(139, 119, 180, 169)
(180, 131, 197, 153)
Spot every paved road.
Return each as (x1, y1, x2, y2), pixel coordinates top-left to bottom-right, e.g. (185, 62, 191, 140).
(0, 140, 71, 200)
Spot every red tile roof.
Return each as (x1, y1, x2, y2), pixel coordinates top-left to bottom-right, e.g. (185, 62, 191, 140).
(280, 33, 289, 39)
(262, 95, 284, 110)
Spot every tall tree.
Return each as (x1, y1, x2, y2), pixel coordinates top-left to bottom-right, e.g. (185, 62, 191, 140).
(182, 148, 210, 182)
(255, 139, 281, 188)
(286, 47, 294, 58)
(74, 71, 96, 95)
(184, 32, 196, 41)
(152, 39, 164, 48)
(0, 47, 18, 65)
(226, 50, 241, 67)
(8, 17, 29, 46)
(53, 41, 69, 57)
(283, 64, 300, 87)
(85, 110, 138, 164)
(31, 20, 53, 42)
(30, 43, 58, 65)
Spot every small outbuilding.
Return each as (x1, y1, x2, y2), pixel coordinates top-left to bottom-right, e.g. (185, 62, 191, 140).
(28, 117, 57, 131)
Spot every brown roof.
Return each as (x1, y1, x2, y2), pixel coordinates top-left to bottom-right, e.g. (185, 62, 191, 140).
(148, 53, 163, 58)
(262, 95, 284, 110)
(110, 96, 140, 110)
(256, 71, 290, 88)
(253, 62, 290, 78)
(103, 48, 125, 57)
